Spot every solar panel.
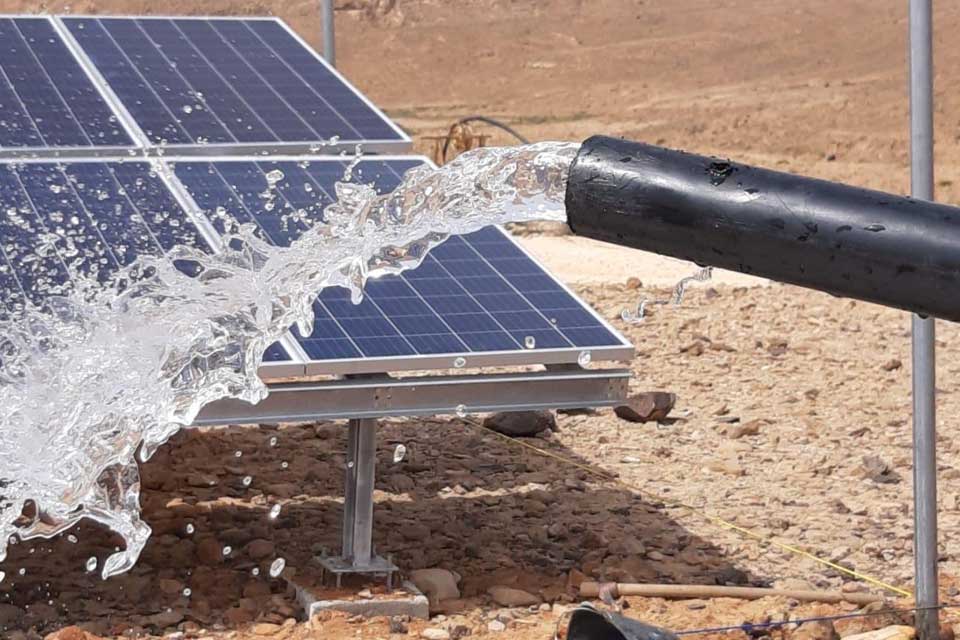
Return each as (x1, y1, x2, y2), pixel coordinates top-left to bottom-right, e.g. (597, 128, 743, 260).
(62, 17, 409, 152)
(0, 18, 133, 150)
(0, 14, 630, 374)
(0, 159, 293, 363)
(171, 156, 631, 373)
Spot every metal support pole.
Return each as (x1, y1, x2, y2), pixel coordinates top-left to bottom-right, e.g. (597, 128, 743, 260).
(319, 417, 397, 588)
(342, 418, 376, 566)
(321, 0, 336, 67)
(909, 1, 939, 639)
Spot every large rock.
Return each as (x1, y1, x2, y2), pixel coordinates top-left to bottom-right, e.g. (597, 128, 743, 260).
(793, 621, 839, 640)
(487, 585, 541, 607)
(43, 628, 98, 640)
(409, 568, 461, 605)
(245, 539, 275, 561)
(615, 392, 676, 423)
(483, 411, 556, 437)
(843, 627, 916, 640)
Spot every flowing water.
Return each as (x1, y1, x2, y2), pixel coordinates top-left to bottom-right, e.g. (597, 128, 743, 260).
(0, 142, 578, 579)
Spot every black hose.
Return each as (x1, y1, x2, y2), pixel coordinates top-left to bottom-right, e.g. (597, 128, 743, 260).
(565, 135, 960, 322)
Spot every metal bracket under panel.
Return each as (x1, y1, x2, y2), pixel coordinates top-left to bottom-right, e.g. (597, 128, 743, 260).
(193, 368, 631, 425)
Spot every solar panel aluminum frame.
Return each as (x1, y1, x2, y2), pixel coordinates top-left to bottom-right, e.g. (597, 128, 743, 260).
(159, 152, 635, 377)
(48, 15, 413, 158)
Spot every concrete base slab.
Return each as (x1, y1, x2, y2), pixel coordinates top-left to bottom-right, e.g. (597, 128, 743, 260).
(287, 577, 430, 620)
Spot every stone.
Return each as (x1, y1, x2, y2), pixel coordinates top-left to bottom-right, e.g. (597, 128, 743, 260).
(488, 620, 507, 633)
(409, 568, 461, 605)
(158, 578, 184, 596)
(488, 585, 541, 607)
(843, 626, 916, 640)
(43, 628, 92, 640)
(389, 617, 408, 634)
(225, 607, 254, 625)
(196, 536, 224, 565)
(860, 455, 902, 484)
(245, 539, 275, 560)
(483, 411, 556, 437)
(882, 359, 902, 371)
(251, 622, 282, 636)
(421, 629, 450, 640)
(614, 392, 676, 423)
(793, 620, 839, 640)
(244, 580, 273, 599)
(186, 473, 218, 488)
(767, 339, 789, 356)
(145, 610, 184, 629)
(726, 419, 763, 439)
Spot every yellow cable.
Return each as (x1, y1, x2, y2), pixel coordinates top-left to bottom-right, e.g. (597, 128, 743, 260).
(460, 417, 913, 599)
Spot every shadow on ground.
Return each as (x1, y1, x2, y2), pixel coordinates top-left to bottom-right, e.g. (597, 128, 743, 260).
(0, 414, 755, 636)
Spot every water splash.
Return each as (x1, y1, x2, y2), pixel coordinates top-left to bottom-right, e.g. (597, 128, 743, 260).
(0, 142, 577, 578)
(620, 265, 714, 323)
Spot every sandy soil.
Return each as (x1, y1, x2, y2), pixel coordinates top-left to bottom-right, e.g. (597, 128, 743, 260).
(2, 1, 960, 639)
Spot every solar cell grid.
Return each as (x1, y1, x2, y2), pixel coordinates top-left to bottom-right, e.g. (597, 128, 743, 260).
(0, 17, 132, 150)
(0, 159, 295, 362)
(61, 16, 409, 150)
(171, 156, 630, 368)
(0, 14, 629, 372)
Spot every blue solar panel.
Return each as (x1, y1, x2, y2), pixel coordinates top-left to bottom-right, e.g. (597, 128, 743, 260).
(0, 18, 132, 149)
(63, 17, 407, 147)
(0, 160, 291, 362)
(172, 157, 627, 363)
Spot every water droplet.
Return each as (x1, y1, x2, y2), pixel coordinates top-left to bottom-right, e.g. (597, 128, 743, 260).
(269, 557, 286, 578)
(347, 461, 355, 469)
(393, 444, 407, 463)
(453, 356, 466, 368)
(234, 450, 242, 458)
(181, 105, 193, 114)
(280, 461, 289, 469)
(185, 524, 195, 535)
(222, 546, 232, 556)
(269, 436, 278, 447)
(242, 475, 253, 487)
(524, 336, 536, 349)
(182, 588, 192, 597)
(0, 571, 4, 583)
(85, 557, 98, 572)
(18, 568, 25, 576)
(265, 169, 285, 185)
(578, 350, 592, 367)
(251, 567, 260, 576)
(67, 535, 78, 544)
(455, 404, 468, 418)
(269, 504, 281, 519)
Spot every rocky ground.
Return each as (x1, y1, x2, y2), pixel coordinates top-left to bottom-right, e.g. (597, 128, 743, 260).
(4, 282, 960, 639)
(2, 0, 960, 638)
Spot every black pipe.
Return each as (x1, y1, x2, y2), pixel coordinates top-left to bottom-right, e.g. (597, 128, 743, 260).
(565, 135, 960, 322)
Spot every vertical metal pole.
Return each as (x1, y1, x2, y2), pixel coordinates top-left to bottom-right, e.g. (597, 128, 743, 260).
(342, 418, 376, 566)
(321, 0, 336, 67)
(909, 2, 939, 639)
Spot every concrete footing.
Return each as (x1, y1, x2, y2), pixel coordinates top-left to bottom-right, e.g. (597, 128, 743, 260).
(287, 577, 430, 620)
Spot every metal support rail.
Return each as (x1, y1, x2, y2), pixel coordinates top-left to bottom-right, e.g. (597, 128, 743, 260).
(193, 367, 631, 425)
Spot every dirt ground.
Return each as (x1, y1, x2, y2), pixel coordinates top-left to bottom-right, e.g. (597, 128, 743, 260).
(2, 1, 960, 639)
